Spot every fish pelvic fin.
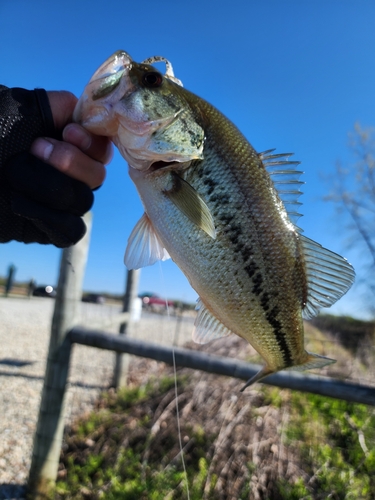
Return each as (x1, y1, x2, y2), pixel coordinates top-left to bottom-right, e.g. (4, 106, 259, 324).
(124, 213, 170, 269)
(164, 174, 216, 239)
(287, 352, 336, 372)
(240, 366, 274, 392)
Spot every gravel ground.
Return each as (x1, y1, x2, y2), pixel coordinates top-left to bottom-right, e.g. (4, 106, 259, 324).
(0, 296, 194, 498)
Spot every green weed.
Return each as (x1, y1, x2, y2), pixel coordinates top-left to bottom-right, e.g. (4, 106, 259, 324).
(280, 392, 375, 499)
(55, 376, 218, 499)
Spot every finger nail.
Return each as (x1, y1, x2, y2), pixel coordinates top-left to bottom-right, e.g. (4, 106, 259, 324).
(63, 123, 92, 151)
(30, 138, 54, 161)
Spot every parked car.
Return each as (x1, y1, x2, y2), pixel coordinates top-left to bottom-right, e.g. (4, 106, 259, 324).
(139, 293, 174, 313)
(82, 293, 105, 304)
(32, 285, 56, 298)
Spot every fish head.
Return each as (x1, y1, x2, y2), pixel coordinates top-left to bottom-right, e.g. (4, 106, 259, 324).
(74, 51, 205, 171)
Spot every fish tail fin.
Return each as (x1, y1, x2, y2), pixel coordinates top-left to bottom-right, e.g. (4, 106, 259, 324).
(288, 351, 336, 372)
(240, 366, 274, 392)
(240, 352, 336, 392)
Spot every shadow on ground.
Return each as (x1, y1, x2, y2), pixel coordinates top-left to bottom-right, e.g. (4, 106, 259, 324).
(0, 484, 27, 500)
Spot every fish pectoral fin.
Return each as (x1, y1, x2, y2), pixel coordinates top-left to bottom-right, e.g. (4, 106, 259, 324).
(124, 213, 170, 269)
(240, 366, 274, 392)
(287, 352, 336, 371)
(192, 298, 233, 344)
(300, 235, 355, 319)
(164, 174, 216, 239)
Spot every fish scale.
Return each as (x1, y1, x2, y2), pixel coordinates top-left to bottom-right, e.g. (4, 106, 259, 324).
(74, 50, 355, 387)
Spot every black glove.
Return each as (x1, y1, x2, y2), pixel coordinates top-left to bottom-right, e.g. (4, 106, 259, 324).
(0, 86, 93, 247)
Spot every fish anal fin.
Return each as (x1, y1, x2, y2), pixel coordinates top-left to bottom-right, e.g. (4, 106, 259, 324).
(124, 213, 170, 269)
(240, 366, 274, 392)
(192, 298, 232, 344)
(164, 174, 216, 239)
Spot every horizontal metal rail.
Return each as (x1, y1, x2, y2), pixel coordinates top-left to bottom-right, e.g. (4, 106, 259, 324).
(69, 327, 375, 406)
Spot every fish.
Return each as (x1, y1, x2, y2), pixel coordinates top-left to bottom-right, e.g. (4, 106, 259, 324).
(73, 50, 355, 389)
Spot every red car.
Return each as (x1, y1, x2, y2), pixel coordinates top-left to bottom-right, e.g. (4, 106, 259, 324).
(139, 293, 174, 311)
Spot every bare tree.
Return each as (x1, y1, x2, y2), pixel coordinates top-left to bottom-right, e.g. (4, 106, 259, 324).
(325, 123, 375, 313)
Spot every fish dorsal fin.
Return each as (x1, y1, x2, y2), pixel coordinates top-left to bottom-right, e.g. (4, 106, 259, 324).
(124, 213, 170, 269)
(192, 298, 233, 344)
(300, 235, 355, 319)
(261, 150, 355, 315)
(259, 149, 304, 226)
(164, 174, 216, 239)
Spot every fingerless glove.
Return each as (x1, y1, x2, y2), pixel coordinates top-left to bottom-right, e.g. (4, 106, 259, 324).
(0, 86, 93, 247)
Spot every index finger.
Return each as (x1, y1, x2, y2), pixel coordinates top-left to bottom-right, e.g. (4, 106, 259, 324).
(63, 123, 113, 165)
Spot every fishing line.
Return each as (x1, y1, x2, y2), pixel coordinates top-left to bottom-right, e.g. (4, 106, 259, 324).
(158, 262, 191, 500)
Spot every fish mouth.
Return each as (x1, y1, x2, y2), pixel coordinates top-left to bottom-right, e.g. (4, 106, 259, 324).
(115, 141, 185, 172)
(148, 159, 196, 174)
(149, 160, 178, 172)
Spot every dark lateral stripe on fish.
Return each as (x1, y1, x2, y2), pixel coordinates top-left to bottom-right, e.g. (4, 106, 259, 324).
(219, 217, 259, 269)
(265, 305, 293, 366)
(248, 271, 293, 365)
(231, 240, 294, 366)
(209, 192, 231, 205)
(202, 177, 218, 195)
(260, 292, 270, 311)
(219, 212, 235, 225)
(198, 156, 294, 367)
(243, 261, 293, 366)
(244, 261, 257, 278)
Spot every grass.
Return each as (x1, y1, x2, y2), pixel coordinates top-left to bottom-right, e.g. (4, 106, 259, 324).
(55, 376, 225, 499)
(280, 392, 375, 499)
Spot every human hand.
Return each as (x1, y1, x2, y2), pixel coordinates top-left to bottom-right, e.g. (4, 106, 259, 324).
(31, 91, 113, 189)
(0, 87, 113, 247)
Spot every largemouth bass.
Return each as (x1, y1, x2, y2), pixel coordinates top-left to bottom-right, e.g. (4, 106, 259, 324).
(74, 51, 355, 388)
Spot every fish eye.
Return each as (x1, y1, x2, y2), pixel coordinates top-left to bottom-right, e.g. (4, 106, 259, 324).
(142, 71, 163, 88)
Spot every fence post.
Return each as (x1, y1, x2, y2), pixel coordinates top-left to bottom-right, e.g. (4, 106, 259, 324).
(28, 213, 92, 499)
(113, 269, 140, 388)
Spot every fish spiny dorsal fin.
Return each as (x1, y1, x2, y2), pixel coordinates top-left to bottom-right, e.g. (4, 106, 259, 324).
(124, 213, 171, 269)
(192, 298, 233, 344)
(260, 150, 355, 317)
(259, 149, 304, 227)
(299, 235, 356, 319)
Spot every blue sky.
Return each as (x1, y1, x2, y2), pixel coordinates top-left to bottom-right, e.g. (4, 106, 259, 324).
(1, 0, 374, 317)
